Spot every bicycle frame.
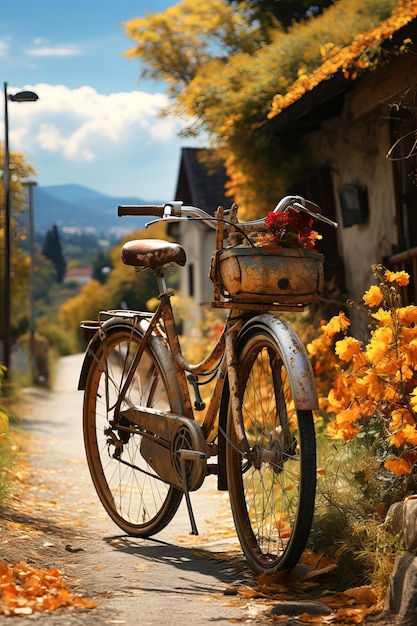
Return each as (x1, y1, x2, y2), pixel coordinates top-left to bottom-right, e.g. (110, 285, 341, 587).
(79, 277, 318, 485)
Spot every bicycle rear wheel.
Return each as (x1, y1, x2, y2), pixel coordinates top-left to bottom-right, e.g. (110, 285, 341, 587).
(226, 325, 316, 574)
(83, 320, 183, 536)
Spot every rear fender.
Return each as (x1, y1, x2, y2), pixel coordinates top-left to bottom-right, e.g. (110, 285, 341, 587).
(77, 314, 183, 413)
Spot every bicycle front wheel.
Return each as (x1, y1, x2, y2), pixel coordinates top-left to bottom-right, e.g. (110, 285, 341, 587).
(226, 326, 316, 574)
(83, 321, 183, 536)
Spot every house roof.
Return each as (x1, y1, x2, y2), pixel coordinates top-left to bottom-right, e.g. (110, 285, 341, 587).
(174, 147, 232, 216)
(264, 11, 417, 137)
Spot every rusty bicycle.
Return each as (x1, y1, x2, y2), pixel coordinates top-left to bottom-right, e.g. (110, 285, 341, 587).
(78, 195, 337, 575)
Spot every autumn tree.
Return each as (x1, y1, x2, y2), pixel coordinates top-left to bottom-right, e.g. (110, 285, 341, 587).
(42, 225, 66, 284)
(227, 0, 335, 33)
(0, 147, 37, 339)
(123, 0, 400, 217)
(58, 223, 172, 349)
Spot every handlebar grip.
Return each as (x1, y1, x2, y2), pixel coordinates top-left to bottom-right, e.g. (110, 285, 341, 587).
(118, 205, 165, 217)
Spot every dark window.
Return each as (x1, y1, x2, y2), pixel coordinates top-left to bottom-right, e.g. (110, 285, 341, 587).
(188, 263, 195, 298)
(389, 99, 417, 251)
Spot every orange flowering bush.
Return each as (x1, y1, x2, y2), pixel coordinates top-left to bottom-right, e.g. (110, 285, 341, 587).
(308, 264, 417, 496)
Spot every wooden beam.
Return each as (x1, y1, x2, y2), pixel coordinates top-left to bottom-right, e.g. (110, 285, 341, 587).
(350, 52, 417, 120)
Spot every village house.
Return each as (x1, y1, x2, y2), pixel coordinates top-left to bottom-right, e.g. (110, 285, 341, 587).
(262, 13, 417, 314)
(173, 11, 417, 334)
(171, 147, 234, 329)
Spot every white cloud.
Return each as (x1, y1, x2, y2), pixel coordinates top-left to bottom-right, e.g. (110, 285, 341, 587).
(2, 83, 199, 198)
(21, 84, 179, 162)
(27, 45, 82, 58)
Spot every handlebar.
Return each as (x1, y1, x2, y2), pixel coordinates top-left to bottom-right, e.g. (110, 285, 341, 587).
(118, 195, 338, 229)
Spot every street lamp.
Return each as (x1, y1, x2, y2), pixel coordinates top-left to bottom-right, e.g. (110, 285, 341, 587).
(24, 181, 37, 383)
(2, 82, 38, 377)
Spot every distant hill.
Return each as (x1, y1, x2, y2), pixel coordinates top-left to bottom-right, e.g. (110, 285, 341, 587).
(32, 184, 164, 235)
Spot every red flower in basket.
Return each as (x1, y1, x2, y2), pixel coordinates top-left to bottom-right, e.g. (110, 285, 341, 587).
(262, 209, 321, 252)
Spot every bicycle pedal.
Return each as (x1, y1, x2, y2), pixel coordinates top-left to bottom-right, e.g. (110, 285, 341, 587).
(177, 449, 206, 461)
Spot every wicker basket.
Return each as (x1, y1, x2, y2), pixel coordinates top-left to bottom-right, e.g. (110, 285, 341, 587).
(210, 245, 324, 309)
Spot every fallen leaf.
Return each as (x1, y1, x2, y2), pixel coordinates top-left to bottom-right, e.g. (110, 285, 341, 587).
(343, 586, 379, 607)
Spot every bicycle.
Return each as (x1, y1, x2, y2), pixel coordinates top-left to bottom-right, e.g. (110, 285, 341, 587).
(78, 195, 338, 575)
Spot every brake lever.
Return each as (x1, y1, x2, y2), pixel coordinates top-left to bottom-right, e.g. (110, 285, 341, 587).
(292, 202, 338, 228)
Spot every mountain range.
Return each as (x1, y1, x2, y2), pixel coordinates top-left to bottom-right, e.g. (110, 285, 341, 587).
(31, 184, 164, 235)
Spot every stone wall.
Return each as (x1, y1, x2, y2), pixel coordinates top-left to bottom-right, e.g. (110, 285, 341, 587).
(306, 98, 398, 303)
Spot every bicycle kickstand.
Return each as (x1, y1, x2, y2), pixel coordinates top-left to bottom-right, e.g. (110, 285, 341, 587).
(177, 449, 206, 535)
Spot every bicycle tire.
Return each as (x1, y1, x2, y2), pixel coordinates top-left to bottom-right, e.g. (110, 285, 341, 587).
(226, 324, 316, 574)
(83, 320, 183, 536)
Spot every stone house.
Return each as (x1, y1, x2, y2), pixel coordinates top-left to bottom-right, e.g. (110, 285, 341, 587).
(173, 14, 417, 331)
(263, 14, 417, 312)
(171, 147, 234, 328)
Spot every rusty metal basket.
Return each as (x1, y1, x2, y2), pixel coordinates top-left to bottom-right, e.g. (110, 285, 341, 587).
(210, 245, 324, 310)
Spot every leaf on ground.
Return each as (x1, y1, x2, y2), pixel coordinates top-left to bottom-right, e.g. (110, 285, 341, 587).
(343, 586, 379, 607)
(0, 561, 96, 616)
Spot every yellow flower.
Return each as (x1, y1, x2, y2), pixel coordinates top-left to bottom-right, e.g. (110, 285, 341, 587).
(327, 407, 360, 441)
(326, 371, 353, 412)
(384, 269, 409, 286)
(307, 332, 331, 356)
(321, 312, 351, 337)
(371, 308, 392, 325)
(398, 306, 417, 325)
(356, 370, 383, 399)
(363, 285, 383, 307)
(365, 326, 393, 363)
(335, 336, 363, 362)
(391, 407, 414, 429)
(383, 384, 398, 402)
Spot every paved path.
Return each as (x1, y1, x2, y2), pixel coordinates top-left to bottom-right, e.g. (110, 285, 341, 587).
(9, 354, 258, 625)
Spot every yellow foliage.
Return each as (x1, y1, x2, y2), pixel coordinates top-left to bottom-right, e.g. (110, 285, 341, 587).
(58, 279, 110, 339)
(123, 0, 259, 95)
(269, 0, 417, 119)
(0, 411, 9, 444)
(122, 0, 403, 217)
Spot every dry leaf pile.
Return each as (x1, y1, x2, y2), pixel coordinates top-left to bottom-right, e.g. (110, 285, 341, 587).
(228, 551, 385, 625)
(0, 560, 96, 616)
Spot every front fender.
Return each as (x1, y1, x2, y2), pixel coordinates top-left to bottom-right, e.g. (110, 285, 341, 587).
(240, 313, 318, 411)
(217, 312, 318, 491)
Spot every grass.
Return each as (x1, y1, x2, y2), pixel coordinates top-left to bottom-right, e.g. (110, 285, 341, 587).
(310, 432, 404, 591)
(0, 409, 19, 511)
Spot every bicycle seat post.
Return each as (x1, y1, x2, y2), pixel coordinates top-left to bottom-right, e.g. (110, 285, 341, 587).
(153, 267, 172, 299)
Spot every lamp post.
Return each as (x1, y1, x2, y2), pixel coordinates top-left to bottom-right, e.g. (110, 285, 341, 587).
(24, 181, 37, 382)
(2, 82, 38, 377)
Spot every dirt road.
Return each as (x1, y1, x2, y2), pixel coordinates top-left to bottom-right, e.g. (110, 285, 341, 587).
(3, 354, 259, 625)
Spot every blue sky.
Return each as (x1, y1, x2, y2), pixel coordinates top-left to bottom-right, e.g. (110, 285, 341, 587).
(1, 1, 203, 200)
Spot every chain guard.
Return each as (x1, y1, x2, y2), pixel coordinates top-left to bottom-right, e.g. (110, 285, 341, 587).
(118, 407, 207, 491)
